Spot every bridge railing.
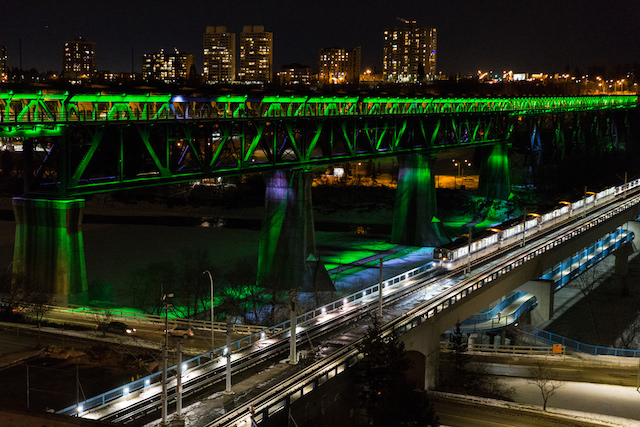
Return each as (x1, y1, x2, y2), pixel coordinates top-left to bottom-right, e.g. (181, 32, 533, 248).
(1, 93, 637, 125)
(206, 197, 640, 426)
(541, 229, 633, 290)
(461, 291, 526, 324)
(520, 327, 640, 358)
(48, 304, 267, 335)
(57, 259, 436, 416)
(59, 188, 640, 417)
(465, 343, 561, 355)
(394, 192, 640, 344)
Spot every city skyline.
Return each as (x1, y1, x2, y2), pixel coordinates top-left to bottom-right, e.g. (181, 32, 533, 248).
(1, 1, 639, 76)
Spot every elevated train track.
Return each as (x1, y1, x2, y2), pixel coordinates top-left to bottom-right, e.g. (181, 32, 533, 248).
(62, 179, 640, 425)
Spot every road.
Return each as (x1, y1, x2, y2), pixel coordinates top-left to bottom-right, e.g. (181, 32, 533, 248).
(432, 396, 630, 427)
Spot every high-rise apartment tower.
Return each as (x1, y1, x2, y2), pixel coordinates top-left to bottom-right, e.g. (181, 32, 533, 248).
(383, 21, 436, 83)
(63, 36, 96, 80)
(142, 48, 195, 84)
(203, 26, 236, 83)
(318, 47, 361, 85)
(238, 25, 273, 84)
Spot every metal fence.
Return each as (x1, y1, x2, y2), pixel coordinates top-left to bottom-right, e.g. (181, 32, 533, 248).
(51, 304, 267, 335)
(520, 328, 640, 357)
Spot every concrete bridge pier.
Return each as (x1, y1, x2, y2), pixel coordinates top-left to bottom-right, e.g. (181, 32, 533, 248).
(391, 153, 448, 246)
(613, 221, 640, 288)
(401, 320, 442, 390)
(517, 280, 554, 327)
(478, 142, 511, 200)
(12, 197, 88, 306)
(257, 170, 333, 292)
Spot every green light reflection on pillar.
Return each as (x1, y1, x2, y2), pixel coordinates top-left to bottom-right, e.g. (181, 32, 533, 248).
(391, 153, 448, 246)
(478, 142, 511, 200)
(12, 197, 88, 305)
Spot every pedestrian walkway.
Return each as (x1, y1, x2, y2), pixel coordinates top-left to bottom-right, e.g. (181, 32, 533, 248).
(459, 293, 536, 333)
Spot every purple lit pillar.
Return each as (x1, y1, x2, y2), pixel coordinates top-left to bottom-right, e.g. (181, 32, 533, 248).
(257, 170, 333, 292)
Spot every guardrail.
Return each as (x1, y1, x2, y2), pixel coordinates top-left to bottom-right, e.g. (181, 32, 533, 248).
(520, 327, 640, 357)
(57, 260, 436, 416)
(465, 343, 561, 355)
(46, 304, 266, 335)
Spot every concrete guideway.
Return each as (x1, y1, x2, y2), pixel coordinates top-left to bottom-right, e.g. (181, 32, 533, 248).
(47, 185, 640, 425)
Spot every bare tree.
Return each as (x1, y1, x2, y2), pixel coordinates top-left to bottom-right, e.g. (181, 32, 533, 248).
(528, 361, 564, 411)
(128, 261, 173, 314)
(25, 288, 52, 330)
(614, 313, 640, 349)
(571, 260, 605, 344)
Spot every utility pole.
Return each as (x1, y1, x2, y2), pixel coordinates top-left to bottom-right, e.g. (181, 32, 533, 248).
(176, 340, 183, 425)
(521, 208, 527, 247)
(466, 225, 472, 274)
(289, 289, 298, 365)
(160, 341, 168, 426)
(224, 315, 234, 394)
(160, 290, 173, 426)
(378, 258, 383, 318)
(203, 270, 215, 349)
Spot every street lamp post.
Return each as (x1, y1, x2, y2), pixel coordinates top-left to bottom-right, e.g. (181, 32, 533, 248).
(203, 270, 215, 349)
(160, 291, 173, 427)
(466, 225, 472, 274)
(452, 159, 472, 189)
(378, 258, 383, 318)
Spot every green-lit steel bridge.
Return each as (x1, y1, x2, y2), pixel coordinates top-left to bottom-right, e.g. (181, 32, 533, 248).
(1, 91, 636, 197)
(2, 90, 638, 305)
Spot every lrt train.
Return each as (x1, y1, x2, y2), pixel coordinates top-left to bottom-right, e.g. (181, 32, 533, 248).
(434, 179, 640, 270)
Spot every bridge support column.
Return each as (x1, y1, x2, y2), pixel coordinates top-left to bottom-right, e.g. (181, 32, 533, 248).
(391, 153, 448, 246)
(401, 320, 441, 390)
(12, 197, 88, 306)
(517, 280, 554, 326)
(625, 220, 640, 252)
(613, 221, 640, 291)
(257, 170, 333, 292)
(614, 242, 633, 276)
(478, 142, 511, 200)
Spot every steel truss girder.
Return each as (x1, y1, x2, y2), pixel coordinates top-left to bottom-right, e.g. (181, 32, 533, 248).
(1, 92, 636, 133)
(24, 113, 512, 196)
(510, 109, 634, 162)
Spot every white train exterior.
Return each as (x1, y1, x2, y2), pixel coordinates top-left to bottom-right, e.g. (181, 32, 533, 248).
(434, 179, 640, 270)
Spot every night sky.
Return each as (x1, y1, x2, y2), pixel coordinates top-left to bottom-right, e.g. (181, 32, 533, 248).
(2, 1, 640, 76)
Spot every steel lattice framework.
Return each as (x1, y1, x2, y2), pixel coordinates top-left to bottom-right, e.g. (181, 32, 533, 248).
(0, 91, 636, 196)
